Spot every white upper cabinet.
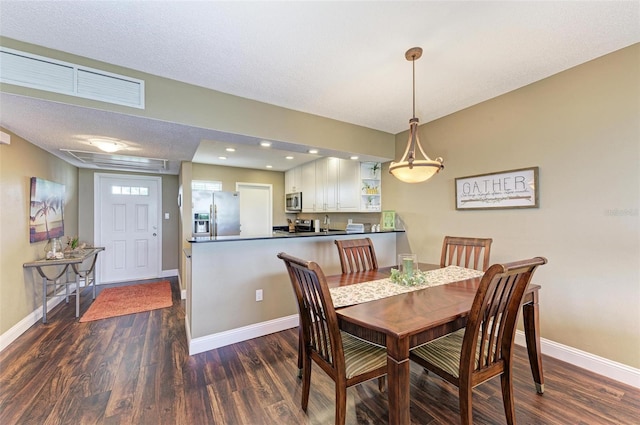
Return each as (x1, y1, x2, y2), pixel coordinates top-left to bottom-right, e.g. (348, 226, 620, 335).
(296, 158, 381, 212)
(301, 161, 317, 212)
(284, 166, 302, 193)
(336, 159, 361, 212)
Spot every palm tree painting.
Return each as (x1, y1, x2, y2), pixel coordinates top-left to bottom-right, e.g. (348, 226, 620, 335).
(29, 177, 65, 243)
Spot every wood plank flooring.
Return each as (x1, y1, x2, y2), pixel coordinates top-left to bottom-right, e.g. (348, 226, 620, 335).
(1, 278, 638, 424)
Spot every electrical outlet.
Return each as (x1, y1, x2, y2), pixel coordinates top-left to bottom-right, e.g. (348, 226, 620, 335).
(256, 289, 263, 302)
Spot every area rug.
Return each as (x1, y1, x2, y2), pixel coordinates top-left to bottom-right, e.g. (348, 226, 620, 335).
(80, 281, 173, 322)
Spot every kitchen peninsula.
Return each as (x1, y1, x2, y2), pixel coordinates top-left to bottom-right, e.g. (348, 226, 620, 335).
(185, 229, 404, 355)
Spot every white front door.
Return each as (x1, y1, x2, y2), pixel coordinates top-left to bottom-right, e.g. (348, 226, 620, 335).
(95, 174, 161, 283)
(236, 182, 272, 237)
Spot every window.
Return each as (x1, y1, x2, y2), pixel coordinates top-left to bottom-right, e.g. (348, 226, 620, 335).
(191, 180, 222, 191)
(111, 185, 149, 195)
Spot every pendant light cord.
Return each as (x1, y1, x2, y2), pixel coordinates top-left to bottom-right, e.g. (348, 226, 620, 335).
(412, 55, 416, 119)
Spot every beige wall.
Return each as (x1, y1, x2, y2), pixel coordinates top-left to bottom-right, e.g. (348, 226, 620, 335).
(383, 44, 640, 368)
(0, 37, 395, 160)
(77, 169, 180, 272)
(0, 128, 78, 334)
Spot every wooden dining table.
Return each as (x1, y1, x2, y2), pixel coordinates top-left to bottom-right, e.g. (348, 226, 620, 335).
(326, 263, 543, 425)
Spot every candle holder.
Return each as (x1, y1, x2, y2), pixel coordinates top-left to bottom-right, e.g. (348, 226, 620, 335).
(398, 253, 418, 277)
(390, 254, 426, 287)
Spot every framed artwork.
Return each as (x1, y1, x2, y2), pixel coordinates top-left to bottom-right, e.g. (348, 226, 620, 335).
(381, 210, 396, 230)
(455, 167, 539, 210)
(29, 177, 65, 242)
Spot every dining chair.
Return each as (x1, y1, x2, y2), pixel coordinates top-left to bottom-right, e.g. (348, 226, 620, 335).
(277, 252, 388, 425)
(334, 237, 378, 273)
(410, 256, 547, 425)
(440, 236, 493, 271)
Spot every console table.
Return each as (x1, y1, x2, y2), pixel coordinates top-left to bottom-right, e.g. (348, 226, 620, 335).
(23, 247, 105, 323)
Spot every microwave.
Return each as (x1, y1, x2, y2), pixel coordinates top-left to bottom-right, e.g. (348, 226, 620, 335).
(285, 192, 302, 212)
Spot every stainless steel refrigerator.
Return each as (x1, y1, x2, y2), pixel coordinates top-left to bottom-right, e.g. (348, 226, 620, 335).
(192, 191, 241, 236)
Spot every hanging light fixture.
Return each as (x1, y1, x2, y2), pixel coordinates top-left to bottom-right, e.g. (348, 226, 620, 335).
(389, 47, 444, 183)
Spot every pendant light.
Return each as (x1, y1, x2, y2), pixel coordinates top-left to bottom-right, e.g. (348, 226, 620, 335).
(389, 47, 444, 183)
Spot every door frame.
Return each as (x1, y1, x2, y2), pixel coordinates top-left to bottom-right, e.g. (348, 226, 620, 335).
(94, 173, 163, 283)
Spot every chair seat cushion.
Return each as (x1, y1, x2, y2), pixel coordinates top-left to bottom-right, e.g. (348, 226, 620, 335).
(341, 331, 387, 379)
(411, 328, 465, 378)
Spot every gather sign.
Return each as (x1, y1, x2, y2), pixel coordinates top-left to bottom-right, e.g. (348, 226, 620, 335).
(455, 167, 539, 210)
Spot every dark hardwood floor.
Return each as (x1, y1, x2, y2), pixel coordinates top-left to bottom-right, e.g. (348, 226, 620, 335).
(1, 278, 638, 424)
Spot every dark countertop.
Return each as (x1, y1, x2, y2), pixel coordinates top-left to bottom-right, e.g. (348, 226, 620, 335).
(187, 229, 404, 243)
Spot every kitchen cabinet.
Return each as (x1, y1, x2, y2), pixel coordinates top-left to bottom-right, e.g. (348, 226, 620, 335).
(303, 158, 337, 212)
(360, 162, 382, 211)
(284, 166, 302, 193)
(336, 159, 360, 211)
(301, 161, 316, 212)
(317, 157, 337, 211)
(299, 158, 378, 212)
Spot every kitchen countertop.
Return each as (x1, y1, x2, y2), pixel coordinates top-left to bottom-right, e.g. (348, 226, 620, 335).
(187, 229, 404, 243)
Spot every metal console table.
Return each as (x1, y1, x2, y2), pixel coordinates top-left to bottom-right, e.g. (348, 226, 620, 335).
(23, 247, 105, 323)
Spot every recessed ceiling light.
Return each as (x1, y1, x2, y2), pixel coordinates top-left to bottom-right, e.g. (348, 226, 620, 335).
(219, 156, 227, 160)
(225, 147, 236, 152)
(260, 141, 272, 147)
(308, 149, 318, 154)
(285, 156, 294, 160)
(266, 165, 273, 169)
(350, 156, 359, 160)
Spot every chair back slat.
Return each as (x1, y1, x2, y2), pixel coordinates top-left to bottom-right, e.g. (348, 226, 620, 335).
(278, 253, 344, 371)
(441, 236, 493, 271)
(461, 257, 547, 378)
(335, 238, 378, 273)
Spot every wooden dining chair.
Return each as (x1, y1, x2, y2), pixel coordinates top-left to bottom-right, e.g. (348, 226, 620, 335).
(410, 257, 547, 425)
(277, 252, 387, 425)
(440, 236, 493, 271)
(334, 238, 378, 273)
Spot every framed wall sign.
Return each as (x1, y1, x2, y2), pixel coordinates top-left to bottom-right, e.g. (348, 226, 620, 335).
(381, 210, 396, 230)
(455, 167, 539, 210)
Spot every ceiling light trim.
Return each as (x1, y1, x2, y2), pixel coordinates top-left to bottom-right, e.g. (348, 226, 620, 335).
(61, 149, 167, 171)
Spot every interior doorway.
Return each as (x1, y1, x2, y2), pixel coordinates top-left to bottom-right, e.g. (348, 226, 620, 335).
(236, 182, 272, 237)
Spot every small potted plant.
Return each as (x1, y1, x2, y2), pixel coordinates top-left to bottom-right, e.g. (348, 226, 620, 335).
(370, 162, 380, 178)
(64, 235, 84, 257)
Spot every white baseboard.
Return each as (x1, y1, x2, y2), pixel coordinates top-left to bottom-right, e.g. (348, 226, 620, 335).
(184, 314, 192, 351)
(515, 331, 640, 389)
(188, 314, 299, 356)
(176, 273, 186, 300)
(0, 282, 80, 352)
(161, 268, 178, 278)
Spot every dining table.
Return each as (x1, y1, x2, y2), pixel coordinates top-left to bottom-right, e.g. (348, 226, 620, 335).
(325, 263, 543, 425)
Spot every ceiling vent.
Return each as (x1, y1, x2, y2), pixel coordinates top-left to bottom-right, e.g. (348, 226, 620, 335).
(61, 149, 167, 172)
(0, 47, 144, 109)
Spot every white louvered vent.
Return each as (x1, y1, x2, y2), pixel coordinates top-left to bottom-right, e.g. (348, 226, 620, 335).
(0, 47, 144, 109)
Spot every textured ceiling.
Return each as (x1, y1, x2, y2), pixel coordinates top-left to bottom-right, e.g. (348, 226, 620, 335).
(1, 1, 638, 174)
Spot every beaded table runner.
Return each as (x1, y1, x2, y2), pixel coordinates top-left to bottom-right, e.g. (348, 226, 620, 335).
(330, 265, 484, 308)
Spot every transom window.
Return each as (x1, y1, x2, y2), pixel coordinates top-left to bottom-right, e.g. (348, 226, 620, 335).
(191, 180, 222, 191)
(111, 185, 149, 196)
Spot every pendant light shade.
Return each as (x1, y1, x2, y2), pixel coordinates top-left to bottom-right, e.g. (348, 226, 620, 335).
(389, 47, 443, 183)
